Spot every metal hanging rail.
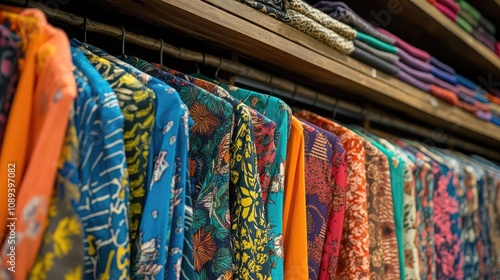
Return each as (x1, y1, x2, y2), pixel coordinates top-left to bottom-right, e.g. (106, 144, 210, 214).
(9, 0, 500, 161)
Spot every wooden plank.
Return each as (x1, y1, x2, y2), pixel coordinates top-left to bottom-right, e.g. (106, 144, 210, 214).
(93, 0, 500, 147)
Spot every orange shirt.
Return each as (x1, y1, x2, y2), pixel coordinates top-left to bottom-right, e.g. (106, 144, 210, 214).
(283, 116, 309, 280)
(0, 8, 76, 280)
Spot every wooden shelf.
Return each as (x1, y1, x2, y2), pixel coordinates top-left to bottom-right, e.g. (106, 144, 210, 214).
(95, 0, 500, 148)
(346, 0, 500, 81)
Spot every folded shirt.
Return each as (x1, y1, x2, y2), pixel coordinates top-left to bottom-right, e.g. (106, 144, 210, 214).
(490, 115, 500, 126)
(476, 102, 490, 112)
(456, 74, 477, 90)
(237, 0, 290, 22)
(475, 92, 490, 104)
(430, 56, 455, 74)
(432, 76, 459, 93)
(396, 69, 432, 92)
(396, 61, 434, 84)
(431, 66, 458, 85)
(430, 84, 459, 105)
(458, 100, 478, 113)
(356, 31, 398, 53)
(457, 91, 478, 105)
(313, 1, 396, 45)
(457, 84, 476, 98)
(456, 16, 474, 33)
(378, 28, 431, 62)
(476, 110, 492, 121)
(478, 16, 496, 36)
(286, 0, 357, 40)
(354, 39, 400, 64)
(397, 48, 433, 72)
(435, 2, 458, 21)
(286, 9, 355, 54)
(437, 0, 460, 14)
(487, 94, 500, 105)
(473, 29, 496, 50)
(349, 47, 400, 75)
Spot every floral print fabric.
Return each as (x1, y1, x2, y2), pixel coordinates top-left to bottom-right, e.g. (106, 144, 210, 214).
(122, 56, 234, 280)
(215, 83, 291, 280)
(163, 70, 271, 280)
(295, 111, 369, 280)
(236, 0, 290, 22)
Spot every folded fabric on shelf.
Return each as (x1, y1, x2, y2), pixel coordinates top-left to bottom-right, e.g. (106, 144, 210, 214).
(456, 74, 477, 90)
(472, 29, 496, 50)
(475, 93, 490, 104)
(435, 2, 458, 21)
(237, 0, 290, 22)
(476, 102, 490, 112)
(496, 42, 500, 57)
(487, 94, 500, 105)
(437, 0, 460, 14)
(396, 61, 434, 84)
(286, 9, 355, 54)
(397, 48, 433, 73)
(458, 100, 478, 113)
(430, 84, 459, 105)
(354, 39, 400, 64)
(456, 16, 474, 33)
(431, 66, 458, 85)
(476, 110, 492, 121)
(356, 31, 398, 53)
(395, 69, 432, 92)
(286, 0, 357, 40)
(478, 16, 496, 36)
(457, 84, 476, 98)
(491, 115, 500, 126)
(457, 91, 478, 105)
(349, 47, 400, 75)
(312, 1, 396, 45)
(378, 28, 431, 62)
(430, 56, 455, 74)
(432, 76, 459, 93)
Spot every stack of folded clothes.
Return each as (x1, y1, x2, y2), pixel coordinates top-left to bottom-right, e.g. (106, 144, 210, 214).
(427, 0, 498, 52)
(237, 0, 499, 127)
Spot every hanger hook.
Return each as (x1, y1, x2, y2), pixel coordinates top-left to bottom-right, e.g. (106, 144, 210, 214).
(119, 26, 126, 55)
(332, 99, 339, 119)
(83, 13, 88, 44)
(159, 38, 164, 66)
(215, 57, 223, 80)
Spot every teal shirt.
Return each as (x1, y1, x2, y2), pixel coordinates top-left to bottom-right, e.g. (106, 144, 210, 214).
(352, 129, 405, 280)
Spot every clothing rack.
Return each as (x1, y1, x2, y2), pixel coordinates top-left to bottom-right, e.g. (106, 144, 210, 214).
(17, 0, 500, 161)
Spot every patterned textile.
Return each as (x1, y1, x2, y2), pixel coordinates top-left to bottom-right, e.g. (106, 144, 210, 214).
(313, 1, 396, 45)
(352, 130, 401, 280)
(0, 25, 21, 146)
(71, 43, 156, 249)
(286, 9, 355, 54)
(362, 140, 385, 279)
(300, 121, 347, 280)
(295, 111, 370, 280)
(285, 0, 356, 40)
(70, 47, 130, 279)
(162, 69, 271, 280)
(30, 111, 84, 280)
(237, 0, 290, 22)
(214, 83, 291, 280)
(76, 41, 192, 280)
(122, 56, 234, 280)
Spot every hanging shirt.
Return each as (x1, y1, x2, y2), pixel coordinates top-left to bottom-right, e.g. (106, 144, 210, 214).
(0, 24, 21, 146)
(29, 110, 84, 280)
(0, 9, 76, 280)
(75, 41, 192, 280)
(121, 56, 234, 280)
(206, 82, 291, 280)
(283, 116, 309, 280)
(299, 120, 347, 280)
(300, 121, 335, 280)
(70, 45, 157, 276)
(162, 69, 271, 280)
(378, 138, 421, 280)
(295, 111, 370, 280)
(69, 48, 130, 279)
(409, 143, 463, 280)
(351, 129, 399, 280)
(169, 71, 276, 207)
(396, 141, 437, 280)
